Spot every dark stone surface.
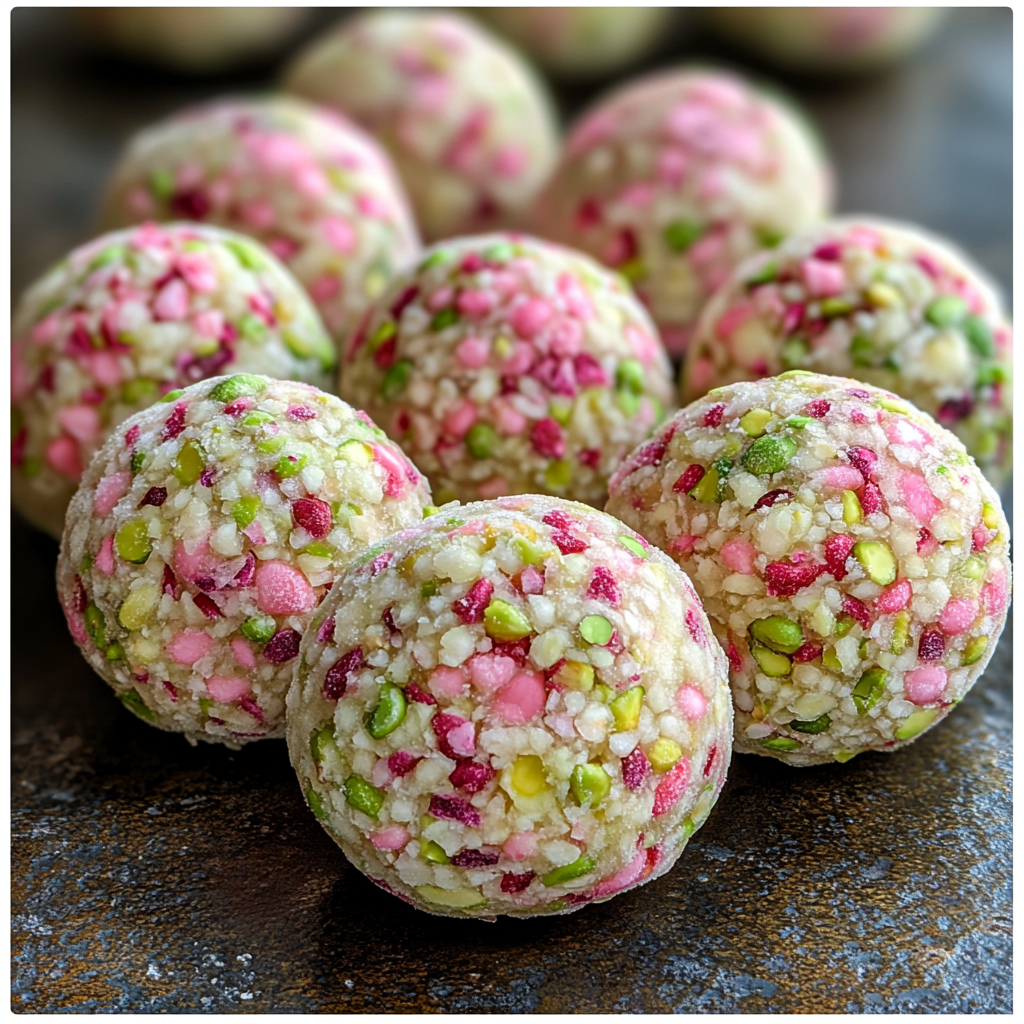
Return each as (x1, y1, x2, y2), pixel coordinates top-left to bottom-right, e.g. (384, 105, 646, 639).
(11, 7, 1012, 1013)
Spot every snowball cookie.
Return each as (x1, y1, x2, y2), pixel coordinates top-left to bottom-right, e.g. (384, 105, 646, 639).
(12, 222, 335, 539)
(682, 218, 1013, 488)
(704, 8, 945, 75)
(287, 495, 732, 918)
(340, 233, 675, 507)
(284, 10, 560, 242)
(78, 7, 311, 75)
(56, 374, 433, 748)
(606, 373, 1011, 767)
(99, 96, 420, 349)
(475, 7, 672, 79)
(532, 69, 833, 358)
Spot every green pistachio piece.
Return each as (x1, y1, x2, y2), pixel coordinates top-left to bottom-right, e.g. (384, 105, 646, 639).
(306, 787, 329, 822)
(243, 411, 275, 428)
(833, 749, 859, 763)
(849, 334, 876, 367)
(84, 605, 106, 647)
(852, 667, 888, 715)
(745, 261, 779, 287)
(121, 378, 158, 404)
(304, 541, 333, 558)
(420, 838, 449, 864)
(579, 614, 613, 646)
(420, 580, 438, 598)
(208, 374, 267, 403)
(553, 660, 594, 692)
(877, 397, 909, 414)
(820, 297, 855, 317)
(789, 713, 831, 734)
(593, 683, 613, 704)
(466, 422, 498, 460)
(741, 434, 797, 476)
(241, 615, 277, 644)
(231, 496, 262, 528)
(890, 611, 911, 654)
(609, 685, 644, 732)
(121, 688, 157, 723)
(105, 642, 124, 661)
(160, 389, 184, 403)
(963, 315, 995, 358)
(689, 466, 720, 503)
(762, 737, 801, 752)
(511, 535, 549, 566)
(961, 635, 989, 666)
(895, 708, 939, 741)
(483, 599, 533, 641)
(541, 853, 596, 887)
(366, 682, 407, 739)
(776, 370, 815, 380)
(751, 643, 792, 677)
(344, 775, 385, 819)
(115, 519, 152, 564)
(415, 885, 487, 909)
(749, 616, 803, 654)
(172, 440, 205, 486)
(380, 359, 413, 399)
(257, 435, 287, 454)
(615, 359, 646, 395)
(225, 238, 267, 270)
(619, 535, 648, 558)
(740, 408, 772, 437)
(821, 647, 843, 672)
(310, 724, 336, 763)
(832, 615, 855, 638)
(276, 452, 309, 478)
(570, 763, 611, 807)
(368, 321, 396, 351)
(853, 541, 897, 585)
(544, 459, 572, 490)
(925, 295, 967, 327)
(784, 415, 812, 429)
(430, 308, 459, 331)
(664, 220, 704, 252)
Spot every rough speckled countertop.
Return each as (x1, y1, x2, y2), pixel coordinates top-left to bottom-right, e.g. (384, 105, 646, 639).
(11, 7, 1012, 1013)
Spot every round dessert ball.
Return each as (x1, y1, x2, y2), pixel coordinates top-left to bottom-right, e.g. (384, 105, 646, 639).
(683, 218, 1013, 489)
(12, 222, 336, 539)
(78, 7, 312, 75)
(606, 372, 1011, 767)
(532, 69, 833, 358)
(284, 10, 560, 242)
(99, 96, 420, 349)
(339, 233, 675, 507)
(287, 495, 732, 918)
(704, 7, 945, 75)
(474, 7, 673, 78)
(56, 374, 433, 747)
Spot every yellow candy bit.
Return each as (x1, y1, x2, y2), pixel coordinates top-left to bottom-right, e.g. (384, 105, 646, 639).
(982, 502, 1000, 529)
(648, 738, 683, 773)
(739, 408, 773, 437)
(510, 755, 549, 797)
(117, 582, 160, 631)
(866, 282, 901, 307)
(842, 489, 863, 524)
(553, 660, 594, 692)
(609, 685, 644, 732)
(511, 520, 537, 541)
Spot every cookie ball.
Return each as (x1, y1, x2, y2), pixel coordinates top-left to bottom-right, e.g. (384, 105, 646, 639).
(532, 69, 833, 357)
(287, 495, 732, 918)
(99, 96, 420, 348)
(79, 7, 311, 74)
(705, 7, 945, 74)
(475, 7, 672, 78)
(339, 233, 675, 507)
(683, 218, 1013, 488)
(606, 373, 1010, 766)
(12, 222, 336, 539)
(56, 374, 433, 747)
(285, 10, 560, 242)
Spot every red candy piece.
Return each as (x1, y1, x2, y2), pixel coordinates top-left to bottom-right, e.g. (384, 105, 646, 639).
(764, 560, 825, 597)
(501, 871, 536, 894)
(450, 848, 500, 868)
(792, 643, 823, 663)
(264, 628, 301, 664)
(620, 746, 650, 792)
(842, 595, 872, 630)
(847, 447, 878, 479)
(291, 498, 333, 539)
(859, 482, 883, 514)
(703, 744, 718, 777)
(532, 417, 565, 459)
(448, 760, 496, 794)
(452, 578, 494, 624)
(405, 681, 436, 705)
(431, 713, 470, 760)
(703, 403, 726, 427)
(586, 566, 621, 605)
(323, 648, 363, 700)
(673, 464, 705, 493)
(753, 488, 794, 511)
(387, 751, 420, 777)
(918, 629, 946, 661)
(542, 510, 573, 530)
(652, 758, 690, 817)
(428, 794, 481, 827)
(138, 486, 167, 508)
(551, 530, 588, 555)
(825, 534, 855, 580)
(161, 401, 188, 441)
(192, 594, 221, 620)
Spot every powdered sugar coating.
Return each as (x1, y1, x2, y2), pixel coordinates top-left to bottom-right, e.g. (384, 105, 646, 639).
(683, 218, 1012, 487)
(287, 495, 731, 918)
(57, 374, 432, 747)
(99, 96, 420, 349)
(12, 222, 335, 538)
(340, 233, 675, 507)
(284, 10, 559, 241)
(532, 68, 832, 357)
(607, 372, 1010, 766)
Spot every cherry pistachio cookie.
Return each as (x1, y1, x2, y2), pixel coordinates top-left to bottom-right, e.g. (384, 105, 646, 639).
(287, 495, 732, 918)
(606, 372, 1010, 766)
(57, 374, 432, 748)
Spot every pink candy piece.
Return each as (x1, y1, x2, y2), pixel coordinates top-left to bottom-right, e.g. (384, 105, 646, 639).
(167, 630, 215, 665)
(981, 567, 1009, 616)
(715, 302, 753, 341)
(875, 579, 912, 614)
(468, 653, 516, 693)
(800, 258, 847, 297)
(816, 465, 865, 490)
(494, 401, 527, 436)
(593, 847, 647, 899)
(86, 350, 124, 388)
(509, 297, 553, 339)
(456, 290, 494, 319)
(445, 721, 477, 758)
(443, 400, 477, 440)
(57, 405, 100, 444)
(93, 471, 132, 516)
(46, 436, 83, 478)
(153, 278, 189, 321)
(493, 670, 546, 724)
(430, 665, 469, 699)
(95, 533, 116, 575)
(884, 417, 932, 449)
(254, 560, 316, 615)
(899, 473, 942, 525)
(323, 216, 355, 253)
(372, 444, 410, 498)
(231, 637, 257, 669)
(720, 538, 757, 575)
(903, 666, 947, 706)
(193, 309, 224, 339)
(677, 685, 707, 721)
(503, 831, 538, 861)
(369, 825, 410, 851)
(520, 566, 545, 595)
(455, 335, 490, 368)
(176, 252, 217, 293)
(477, 477, 508, 499)
(206, 675, 251, 702)
(669, 535, 698, 553)
(939, 598, 978, 635)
